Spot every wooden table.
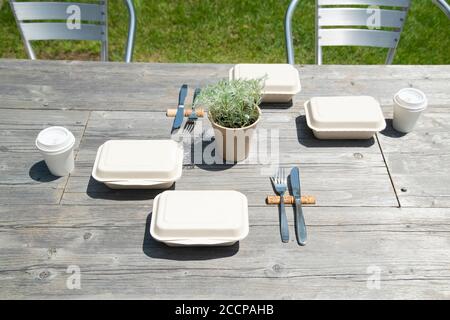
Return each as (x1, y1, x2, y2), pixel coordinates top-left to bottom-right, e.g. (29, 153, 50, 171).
(1, 59, 449, 299)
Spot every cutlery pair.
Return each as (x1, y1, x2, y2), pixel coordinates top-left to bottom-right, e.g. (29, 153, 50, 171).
(271, 167, 307, 246)
(171, 85, 201, 133)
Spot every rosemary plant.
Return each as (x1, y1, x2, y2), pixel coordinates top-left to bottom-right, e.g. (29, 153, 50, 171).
(196, 78, 264, 128)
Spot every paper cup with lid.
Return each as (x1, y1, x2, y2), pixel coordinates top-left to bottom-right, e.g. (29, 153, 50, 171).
(35, 126, 76, 176)
(393, 88, 428, 133)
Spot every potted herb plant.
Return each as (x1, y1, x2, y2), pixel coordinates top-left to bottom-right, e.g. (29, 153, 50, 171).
(196, 78, 264, 162)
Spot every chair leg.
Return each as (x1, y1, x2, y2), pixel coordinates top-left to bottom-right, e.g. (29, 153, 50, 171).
(285, 0, 301, 65)
(24, 40, 36, 60)
(315, 0, 321, 65)
(316, 46, 322, 65)
(386, 48, 396, 65)
(124, 0, 136, 63)
(101, 41, 108, 62)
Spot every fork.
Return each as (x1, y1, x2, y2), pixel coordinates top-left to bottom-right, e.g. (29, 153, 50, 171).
(187, 88, 201, 124)
(271, 167, 289, 243)
(183, 121, 195, 134)
(184, 88, 200, 134)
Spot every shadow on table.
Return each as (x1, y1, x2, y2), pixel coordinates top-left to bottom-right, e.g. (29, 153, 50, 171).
(260, 101, 293, 110)
(86, 176, 171, 201)
(142, 213, 239, 261)
(196, 163, 236, 172)
(29, 160, 61, 182)
(295, 115, 376, 148)
(379, 119, 407, 138)
(190, 139, 237, 172)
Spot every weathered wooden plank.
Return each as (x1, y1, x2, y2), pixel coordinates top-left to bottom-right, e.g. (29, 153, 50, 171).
(1, 59, 448, 79)
(378, 111, 450, 207)
(62, 164, 395, 207)
(0, 108, 88, 127)
(0, 61, 230, 111)
(0, 204, 149, 227)
(0, 109, 88, 153)
(0, 109, 89, 204)
(2, 274, 449, 299)
(2, 205, 450, 228)
(1, 206, 449, 299)
(2, 79, 447, 111)
(1, 60, 449, 111)
(378, 112, 450, 153)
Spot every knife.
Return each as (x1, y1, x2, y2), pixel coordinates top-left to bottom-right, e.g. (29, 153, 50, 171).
(290, 167, 307, 246)
(172, 84, 188, 130)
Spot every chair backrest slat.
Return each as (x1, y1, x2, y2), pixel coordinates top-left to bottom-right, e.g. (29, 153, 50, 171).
(319, 8, 407, 28)
(20, 22, 104, 41)
(12, 2, 104, 22)
(318, 0, 410, 7)
(285, 0, 412, 64)
(9, 0, 108, 60)
(315, 0, 410, 64)
(319, 28, 400, 47)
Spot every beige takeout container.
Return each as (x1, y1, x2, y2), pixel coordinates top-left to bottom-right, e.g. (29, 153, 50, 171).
(150, 190, 249, 246)
(229, 64, 301, 103)
(304, 96, 386, 140)
(92, 140, 183, 189)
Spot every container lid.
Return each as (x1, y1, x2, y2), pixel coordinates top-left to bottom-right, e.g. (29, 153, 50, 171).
(230, 64, 301, 95)
(394, 88, 427, 111)
(305, 96, 386, 131)
(92, 140, 183, 181)
(35, 126, 75, 153)
(150, 190, 249, 242)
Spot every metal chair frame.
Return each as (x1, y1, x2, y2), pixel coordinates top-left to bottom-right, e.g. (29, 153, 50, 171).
(10, 0, 136, 62)
(434, 0, 450, 19)
(285, 0, 450, 65)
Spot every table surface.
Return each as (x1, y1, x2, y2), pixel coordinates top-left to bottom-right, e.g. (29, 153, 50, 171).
(1, 59, 449, 299)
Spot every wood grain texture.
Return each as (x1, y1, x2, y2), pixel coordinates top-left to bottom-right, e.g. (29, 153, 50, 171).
(1, 60, 449, 299)
(1, 205, 450, 299)
(1, 60, 449, 111)
(378, 109, 450, 207)
(0, 109, 89, 204)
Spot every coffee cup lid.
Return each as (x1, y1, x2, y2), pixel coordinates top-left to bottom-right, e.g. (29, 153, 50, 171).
(36, 126, 75, 153)
(394, 88, 427, 111)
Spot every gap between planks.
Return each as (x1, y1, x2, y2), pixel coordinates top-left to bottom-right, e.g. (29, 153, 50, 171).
(376, 133, 401, 208)
(59, 110, 92, 204)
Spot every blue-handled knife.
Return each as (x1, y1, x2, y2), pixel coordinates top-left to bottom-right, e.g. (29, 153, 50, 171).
(290, 167, 307, 246)
(172, 84, 188, 131)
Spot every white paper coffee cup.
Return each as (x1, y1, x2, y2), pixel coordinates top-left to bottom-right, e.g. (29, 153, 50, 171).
(35, 126, 75, 176)
(393, 88, 427, 133)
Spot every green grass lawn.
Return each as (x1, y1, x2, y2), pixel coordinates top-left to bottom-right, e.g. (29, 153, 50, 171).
(0, 0, 449, 64)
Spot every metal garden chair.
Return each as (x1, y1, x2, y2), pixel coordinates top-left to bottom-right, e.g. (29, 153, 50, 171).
(9, 0, 136, 62)
(434, 0, 450, 19)
(285, 0, 450, 65)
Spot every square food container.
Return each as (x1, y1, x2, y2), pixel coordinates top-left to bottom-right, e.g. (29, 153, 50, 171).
(304, 96, 386, 139)
(92, 140, 183, 189)
(229, 64, 301, 103)
(150, 190, 249, 246)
